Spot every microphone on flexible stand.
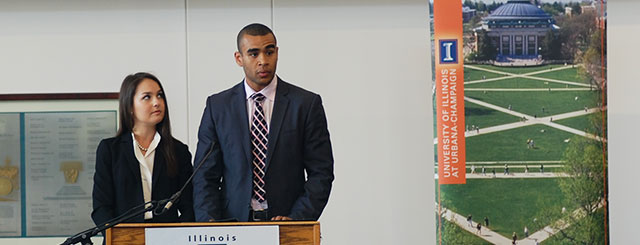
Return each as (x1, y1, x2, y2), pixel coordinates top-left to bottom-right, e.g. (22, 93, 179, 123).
(61, 142, 216, 245)
(155, 141, 216, 216)
(60, 200, 157, 245)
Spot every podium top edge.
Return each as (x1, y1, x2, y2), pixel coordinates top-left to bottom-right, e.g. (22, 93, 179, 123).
(113, 221, 320, 228)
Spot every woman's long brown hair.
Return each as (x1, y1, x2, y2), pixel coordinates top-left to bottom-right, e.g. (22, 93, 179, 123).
(117, 72, 178, 177)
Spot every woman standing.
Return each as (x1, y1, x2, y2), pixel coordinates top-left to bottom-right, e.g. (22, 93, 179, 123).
(92, 72, 194, 226)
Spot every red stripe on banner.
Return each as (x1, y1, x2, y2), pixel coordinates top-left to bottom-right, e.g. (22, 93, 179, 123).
(434, 0, 466, 185)
(599, 0, 607, 244)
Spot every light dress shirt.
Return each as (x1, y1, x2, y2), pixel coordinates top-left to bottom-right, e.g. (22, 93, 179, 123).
(132, 132, 161, 220)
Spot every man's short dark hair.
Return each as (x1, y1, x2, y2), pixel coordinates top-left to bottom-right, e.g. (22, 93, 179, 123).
(236, 23, 277, 52)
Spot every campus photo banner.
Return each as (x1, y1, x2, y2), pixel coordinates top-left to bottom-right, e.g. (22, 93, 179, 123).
(431, 0, 608, 244)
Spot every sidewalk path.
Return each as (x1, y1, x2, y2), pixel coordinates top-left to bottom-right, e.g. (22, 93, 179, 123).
(462, 97, 601, 140)
(464, 64, 591, 88)
(434, 172, 569, 179)
(439, 206, 513, 244)
(466, 160, 563, 165)
(432, 97, 602, 144)
(437, 201, 586, 244)
(465, 88, 592, 92)
(437, 204, 559, 244)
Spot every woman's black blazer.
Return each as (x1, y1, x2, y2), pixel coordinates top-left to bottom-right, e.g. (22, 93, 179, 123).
(91, 133, 194, 226)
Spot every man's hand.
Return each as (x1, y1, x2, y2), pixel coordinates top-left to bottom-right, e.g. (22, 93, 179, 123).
(271, 216, 292, 221)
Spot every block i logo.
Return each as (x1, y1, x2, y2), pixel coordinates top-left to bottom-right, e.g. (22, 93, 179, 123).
(439, 39, 458, 64)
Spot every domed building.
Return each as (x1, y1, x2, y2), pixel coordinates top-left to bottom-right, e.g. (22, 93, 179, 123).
(474, 0, 559, 59)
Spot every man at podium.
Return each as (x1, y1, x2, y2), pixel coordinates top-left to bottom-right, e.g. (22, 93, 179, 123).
(192, 23, 335, 222)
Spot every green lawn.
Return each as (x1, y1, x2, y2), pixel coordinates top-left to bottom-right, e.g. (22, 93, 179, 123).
(437, 178, 570, 239)
(470, 64, 565, 74)
(465, 90, 599, 116)
(540, 208, 606, 245)
(465, 101, 521, 129)
(465, 125, 575, 162)
(465, 67, 505, 82)
(554, 113, 599, 133)
(434, 124, 577, 162)
(436, 219, 492, 245)
(466, 77, 581, 89)
(433, 98, 522, 136)
(434, 163, 565, 174)
(542, 236, 574, 245)
(531, 66, 586, 83)
(433, 62, 606, 244)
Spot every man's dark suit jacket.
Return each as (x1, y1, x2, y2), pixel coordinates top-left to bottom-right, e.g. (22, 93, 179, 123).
(91, 133, 195, 226)
(192, 78, 334, 222)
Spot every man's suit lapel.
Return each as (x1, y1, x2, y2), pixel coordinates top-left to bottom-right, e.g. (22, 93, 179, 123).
(231, 82, 253, 167)
(266, 79, 289, 170)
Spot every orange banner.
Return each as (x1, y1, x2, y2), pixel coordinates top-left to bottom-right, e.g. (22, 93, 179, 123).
(434, 0, 465, 184)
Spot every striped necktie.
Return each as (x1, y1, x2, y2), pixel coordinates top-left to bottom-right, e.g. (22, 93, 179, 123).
(250, 93, 268, 203)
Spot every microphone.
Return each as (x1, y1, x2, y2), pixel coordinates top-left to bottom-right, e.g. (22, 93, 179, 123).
(155, 141, 216, 215)
(61, 142, 217, 244)
(61, 200, 156, 245)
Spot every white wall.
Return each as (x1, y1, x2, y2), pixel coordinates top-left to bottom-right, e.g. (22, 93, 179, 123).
(270, 1, 432, 243)
(185, 0, 272, 149)
(0, 0, 190, 142)
(0, 0, 637, 244)
(186, 0, 433, 244)
(607, 0, 640, 244)
(0, 1, 187, 244)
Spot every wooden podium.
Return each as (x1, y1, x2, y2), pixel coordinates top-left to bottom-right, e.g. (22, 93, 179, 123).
(105, 221, 320, 245)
